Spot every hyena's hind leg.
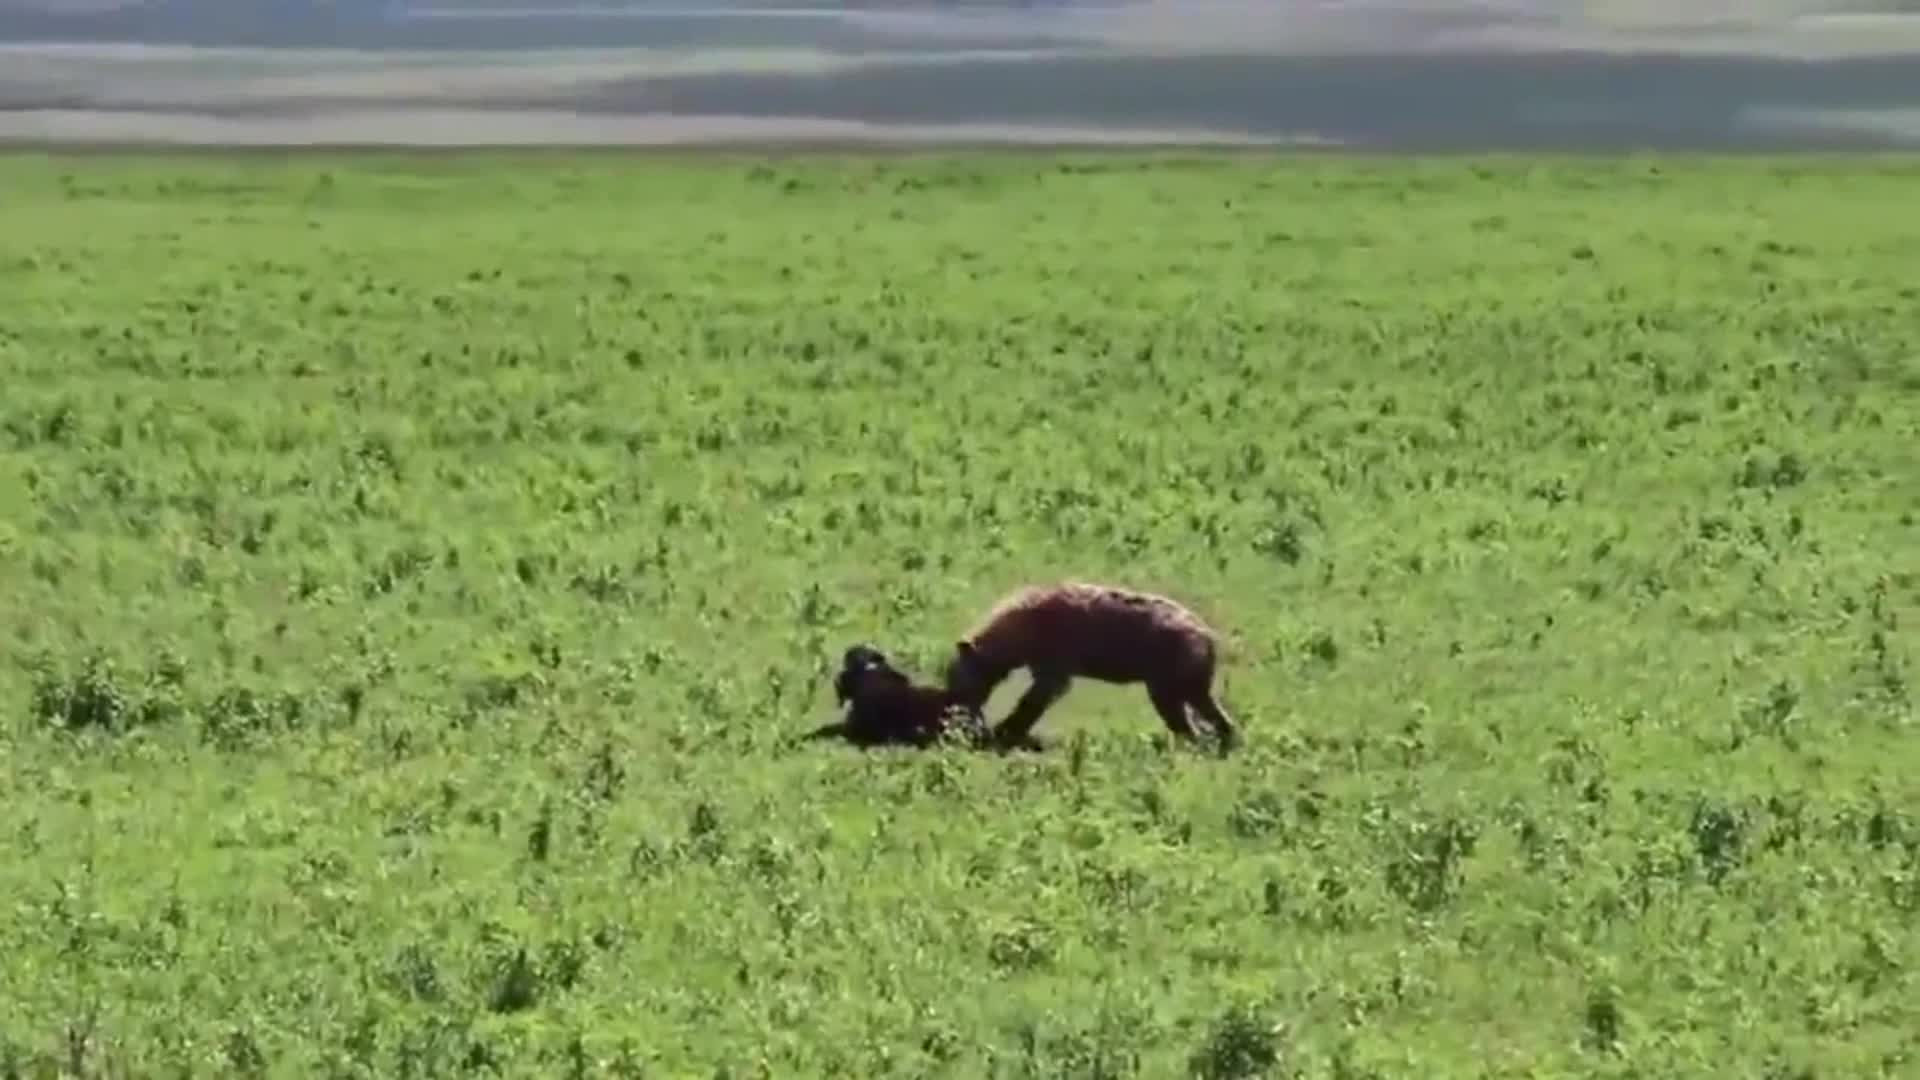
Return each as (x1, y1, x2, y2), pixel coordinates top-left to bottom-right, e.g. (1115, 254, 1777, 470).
(1146, 679, 1203, 741)
(1188, 688, 1239, 755)
(1175, 644, 1239, 754)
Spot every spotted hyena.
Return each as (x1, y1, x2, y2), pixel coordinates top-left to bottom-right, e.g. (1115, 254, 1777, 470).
(943, 582, 1238, 753)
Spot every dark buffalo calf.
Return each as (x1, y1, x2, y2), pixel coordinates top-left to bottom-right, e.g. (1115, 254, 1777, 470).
(800, 644, 995, 750)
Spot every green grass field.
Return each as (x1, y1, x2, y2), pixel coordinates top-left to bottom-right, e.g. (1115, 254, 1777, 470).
(2, 150, 1917, 1078)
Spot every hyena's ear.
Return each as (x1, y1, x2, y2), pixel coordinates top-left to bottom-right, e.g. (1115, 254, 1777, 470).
(955, 640, 975, 658)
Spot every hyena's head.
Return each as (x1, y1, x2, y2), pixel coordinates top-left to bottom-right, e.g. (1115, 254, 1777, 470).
(943, 639, 1007, 710)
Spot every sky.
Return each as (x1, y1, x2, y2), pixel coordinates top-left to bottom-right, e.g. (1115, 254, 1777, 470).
(2, 1, 1918, 148)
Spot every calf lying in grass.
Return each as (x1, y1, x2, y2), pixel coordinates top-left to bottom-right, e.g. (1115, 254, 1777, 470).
(800, 644, 1041, 751)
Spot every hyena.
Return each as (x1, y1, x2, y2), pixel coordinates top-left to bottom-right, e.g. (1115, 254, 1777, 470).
(943, 582, 1239, 753)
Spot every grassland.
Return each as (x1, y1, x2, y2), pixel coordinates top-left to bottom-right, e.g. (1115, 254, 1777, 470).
(1, 149, 1917, 1078)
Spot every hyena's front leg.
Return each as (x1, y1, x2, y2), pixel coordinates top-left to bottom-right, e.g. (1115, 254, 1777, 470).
(992, 669, 1071, 750)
